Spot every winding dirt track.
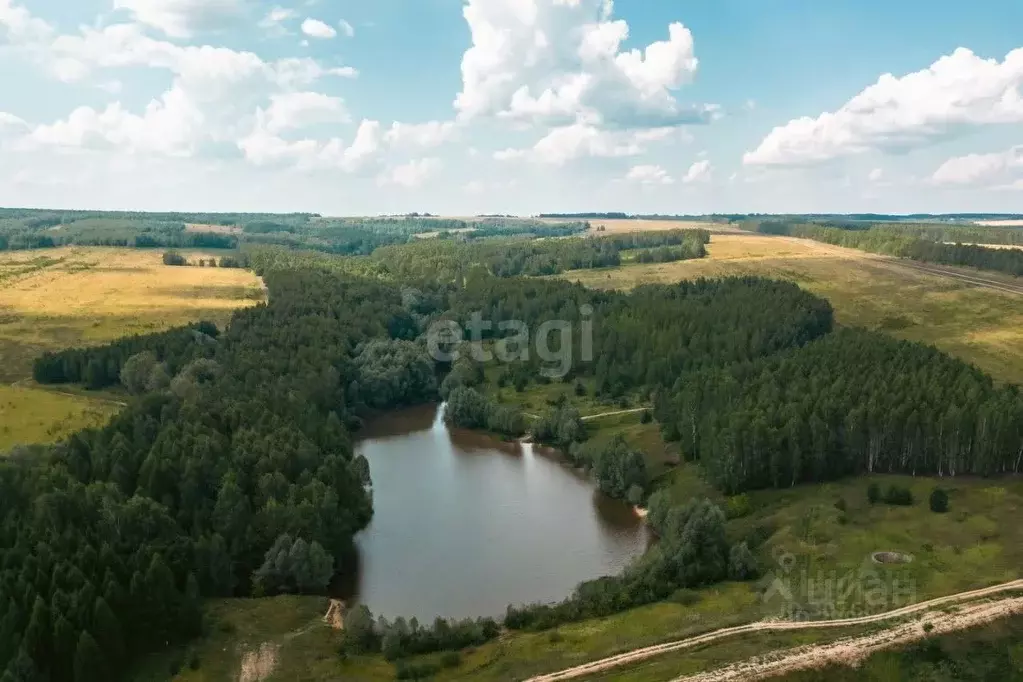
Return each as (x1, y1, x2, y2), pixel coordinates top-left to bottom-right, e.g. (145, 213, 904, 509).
(521, 579, 1023, 682)
(672, 596, 1023, 682)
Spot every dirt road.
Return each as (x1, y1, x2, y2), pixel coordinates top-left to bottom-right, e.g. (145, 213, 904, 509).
(883, 259, 1023, 296)
(673, 596, 1023, 682)
(521, 579, 1023, 682)
(581, 408, 647, 421)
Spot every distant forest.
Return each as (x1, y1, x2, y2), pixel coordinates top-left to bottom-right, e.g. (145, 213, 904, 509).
(0, 208, 588, 256)
(756, 221, 1023, 276)
(540, 212, 1023, 222)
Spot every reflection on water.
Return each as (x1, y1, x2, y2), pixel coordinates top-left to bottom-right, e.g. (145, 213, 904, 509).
(337, 403, 650, 620)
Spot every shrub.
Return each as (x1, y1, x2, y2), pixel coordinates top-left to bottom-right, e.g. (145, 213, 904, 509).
(640, 409, 652, 424)
(394, 660, 441, 680)
(744, 522, 777, 549)
(162, 251, 187, 266)
(727, 542, 760, 581)
(574, 381, 587, 397)
(929, 488, 949, 513)
(439, 651, 461, 668)
(724, 494, 752, 520)
(669, 589, 701, 606)
(834, 497, 847, 512)
(867, 482, 881, 505)
(884, 485, 914, 506)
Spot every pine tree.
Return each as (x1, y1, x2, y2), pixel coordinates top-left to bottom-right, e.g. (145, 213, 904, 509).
(92, 597, 125, 665)
(73, 632, 106, 682)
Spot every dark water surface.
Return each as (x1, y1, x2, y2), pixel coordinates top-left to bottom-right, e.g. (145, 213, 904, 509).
(336, 403, 649, 620)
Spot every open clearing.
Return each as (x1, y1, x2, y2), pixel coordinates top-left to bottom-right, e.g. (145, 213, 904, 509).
(581, 219, 737, 235)
(128, 597, 349, 682)
(0, 247, 264, 383)
(974, 219, 1023, 226)
(943, 241, 1023, 250)
(0, 247, 264, 449)
(184, 223, 243, 234)
(0, 384, 119, 452)
(562, 234, 1023, 385)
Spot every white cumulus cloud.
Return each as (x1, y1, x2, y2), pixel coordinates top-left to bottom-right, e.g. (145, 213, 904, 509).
(455, 0, 710, 129)
(259, 6, 296, 31)
(339, 19, 355, 38)
(260, 91, 348, 133)
(378, 158, 442, 188)
(744, 47, 1023, 166)
(681, 159, 711, 183)
(112, 0, 244, 38)
(931, 146, 1023, 188)
(301, 18, 336, 39)
(625, 164, 673, 185)
(238, 118, 382, 172)
(384, 121, 456, 148)
(0, 0, 52, 42)
(494, 122, 674, 164)
(21, 22, 358, 159)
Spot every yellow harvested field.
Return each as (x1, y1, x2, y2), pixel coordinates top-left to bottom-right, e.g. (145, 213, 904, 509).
(581, 218, 738, 235)
(0, 384, 119, 452)
(974, 219, 1023, 226)
(943, 241, 1023, 250)
(564, 234, 1023, 385)
(0, 247, 264, 382)
(185, 223, 242, 234)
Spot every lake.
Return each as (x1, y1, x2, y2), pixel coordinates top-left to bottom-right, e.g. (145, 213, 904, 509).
(336, 403, 650, 620)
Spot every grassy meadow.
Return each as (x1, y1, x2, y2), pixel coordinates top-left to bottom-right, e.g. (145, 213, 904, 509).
(563, 233, 1023, 385)
(0, 247, 264, 449)
(0, 383, 120, 452)
(128, 596, 344, 682)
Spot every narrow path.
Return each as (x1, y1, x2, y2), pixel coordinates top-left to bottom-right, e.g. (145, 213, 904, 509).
(44, 388, 128, 407)
(7, 378, 129, 407)
(523, 407, 648, 421)
(882, 258, 1023, 296)
(521, 579, 1023, 682)
(778, 235, 1023, 296)
(580, 407, 647, 421)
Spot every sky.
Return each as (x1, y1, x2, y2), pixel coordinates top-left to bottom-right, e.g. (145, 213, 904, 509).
(1, 0, 1022, 216)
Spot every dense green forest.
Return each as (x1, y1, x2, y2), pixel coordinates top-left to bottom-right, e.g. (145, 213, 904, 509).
(657, 328, 1023, 493)
(756, 221, 1023, 276)
(0, 209, 588, 256)
(367, 228, 709, 279)
(0, 269, 442, 681)
(32, 322, 221, 390)
(244, 228, 709, 283)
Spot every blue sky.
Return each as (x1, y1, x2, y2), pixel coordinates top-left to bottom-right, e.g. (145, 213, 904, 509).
(1, 0, 1022, 215)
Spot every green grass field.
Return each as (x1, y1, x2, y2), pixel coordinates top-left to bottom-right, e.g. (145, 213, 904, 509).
(0, 383, 120, 452)
(128, 597, 351, 682)
(0, 247, 264, 451)
(0, 247, 263, 383)
(563, 234, 1023, 385)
